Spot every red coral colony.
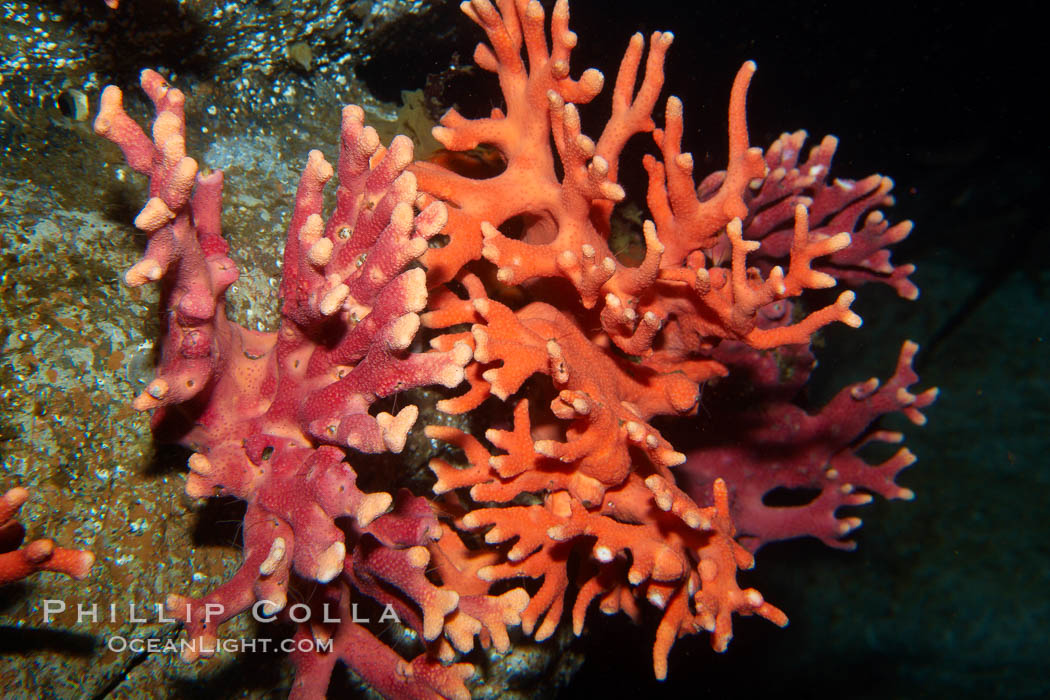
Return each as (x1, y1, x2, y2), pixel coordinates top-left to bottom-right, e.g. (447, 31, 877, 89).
(85, 0, 935, 697)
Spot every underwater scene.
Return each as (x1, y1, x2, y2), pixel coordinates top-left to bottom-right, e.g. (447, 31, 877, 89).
(0, 1, 1043, 698)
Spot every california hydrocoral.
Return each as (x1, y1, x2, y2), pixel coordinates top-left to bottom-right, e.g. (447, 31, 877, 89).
(93, 69, 498, 698)
(418, 0, 935, 681)
(1, 485, 94, 585)
(90, 0, 934, 696)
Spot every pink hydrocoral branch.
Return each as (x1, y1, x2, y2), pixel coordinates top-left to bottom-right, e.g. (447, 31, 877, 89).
(94, 70, 476, 697)
(286, 582, 473, 700)
(700, 130, 919, 299)
(681, 340, 938, 551)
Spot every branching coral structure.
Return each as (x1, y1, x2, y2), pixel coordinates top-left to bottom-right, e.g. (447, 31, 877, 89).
(90, 0, 935, 696)
(418, 0, 935, 682)
(1, 485, 94, 586)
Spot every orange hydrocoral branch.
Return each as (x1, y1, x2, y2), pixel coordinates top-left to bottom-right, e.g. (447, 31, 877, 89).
(643, 61, 766, 265)
(429, 292, 699, 502)
(0, 486, 94, 585)
(416, 0, 929, 685)
(471, 26, 672, 303)
(692, 205, 863, 350)
(413, 0, 605, 285)
(427, 408, 787, 678)
(420, 0, 866, 376)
